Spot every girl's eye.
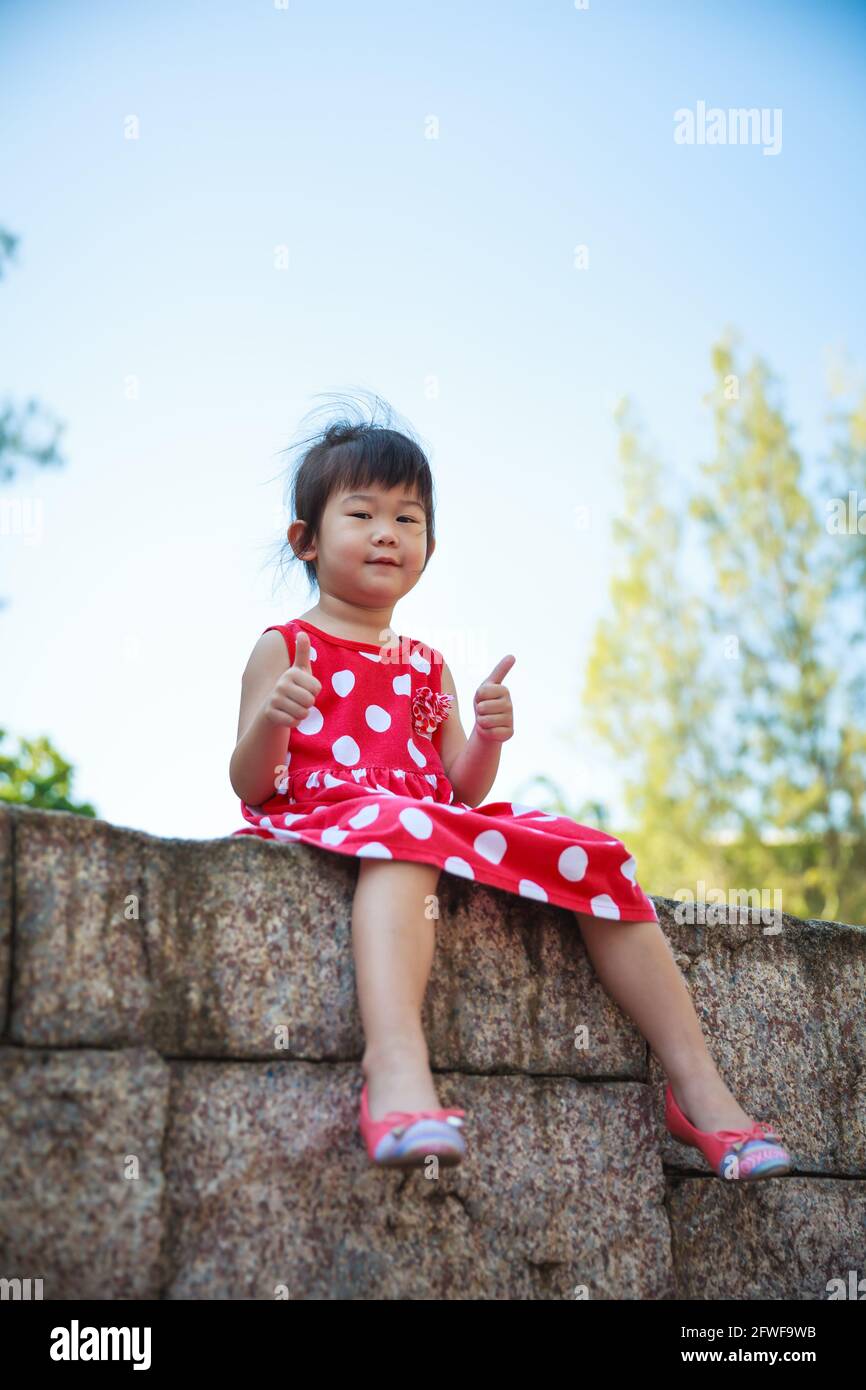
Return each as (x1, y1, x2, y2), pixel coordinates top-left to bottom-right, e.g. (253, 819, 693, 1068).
(349, 512, 420, 523)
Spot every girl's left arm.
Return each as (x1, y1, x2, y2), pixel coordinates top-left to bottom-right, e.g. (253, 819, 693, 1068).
(437, 654, 516, 807)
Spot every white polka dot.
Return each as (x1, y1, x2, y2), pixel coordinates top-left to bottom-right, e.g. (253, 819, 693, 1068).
(393, 673, 412, 696)
(372, 782, 397, 796)
(530, 813, 560, 823)
(348, 803, 380, 829)
(424, 774, 438, 787)
(620, 856, 637, 883)
(323, 772, 348, 788)
(355, 842, 393, 857)
(445, 857, 474, 878)
(439, 804, 466, 814)
(519, 880, 548, 900)
(400, 807, 434, 839)
(358, 651, 381, 663)
(393, 769, 407, 779)
(296, 705, 323, 735)
(280, 813, 306, 826)
(509, 803, 537, 816)
(474, 829, 507, 865)
(266, 828, 302, 841)
(407, 738, 427, 768)
(321, 826, 350, 846)
(308, 646, 317, 662)
(590, 894, 621, 919)
(332, 670, 355, 697)
(558, 845, 588, 881)
(365, 704, 391, 732)
(305, 771, 320, 788)
(351, 767, 368, 781)
(332, 735, 361, 766)
(410, 648, 431, 675)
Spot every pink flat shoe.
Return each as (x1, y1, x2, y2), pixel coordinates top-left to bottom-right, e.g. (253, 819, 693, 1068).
(665, 1082, 791, 1180)
(359, 1081, 467, 1168)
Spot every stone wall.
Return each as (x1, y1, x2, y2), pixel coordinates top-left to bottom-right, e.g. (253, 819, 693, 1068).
(0, 804, 863, 1300)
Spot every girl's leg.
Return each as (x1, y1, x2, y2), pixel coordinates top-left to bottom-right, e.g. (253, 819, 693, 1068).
(574, 912, 757, 1133)
(352, 857, 444, 1122)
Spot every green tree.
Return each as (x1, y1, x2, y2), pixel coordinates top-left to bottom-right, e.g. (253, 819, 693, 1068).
(685, 335, 866, 924)
(0, 227, 66, 493)
(0, 729, 96, 815)
(1, 225, 94, 817)
(569, 331, 866, 926)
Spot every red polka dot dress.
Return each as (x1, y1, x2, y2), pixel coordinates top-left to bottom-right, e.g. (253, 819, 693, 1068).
(233, 619, 658, 923)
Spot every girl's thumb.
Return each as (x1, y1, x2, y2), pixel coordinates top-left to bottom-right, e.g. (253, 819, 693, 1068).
(294, 630, 311, 669)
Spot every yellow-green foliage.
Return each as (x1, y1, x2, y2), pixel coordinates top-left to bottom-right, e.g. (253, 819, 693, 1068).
(573, 332, 866, 926)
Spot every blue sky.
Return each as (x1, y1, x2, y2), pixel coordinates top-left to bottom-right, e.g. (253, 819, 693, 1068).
(1, 0, 864, 839)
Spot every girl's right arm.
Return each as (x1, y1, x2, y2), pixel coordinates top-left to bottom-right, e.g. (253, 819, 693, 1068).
(229, 629, 320, 806)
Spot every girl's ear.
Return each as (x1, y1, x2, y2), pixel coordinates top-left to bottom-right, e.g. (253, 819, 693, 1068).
(289, 519, 316, 562)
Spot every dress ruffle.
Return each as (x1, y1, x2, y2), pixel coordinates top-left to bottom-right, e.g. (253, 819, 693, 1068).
(243, 763, 460, 822)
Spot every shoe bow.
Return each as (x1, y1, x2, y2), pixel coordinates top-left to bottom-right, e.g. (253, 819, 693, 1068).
(716, 1121, 782, 1152)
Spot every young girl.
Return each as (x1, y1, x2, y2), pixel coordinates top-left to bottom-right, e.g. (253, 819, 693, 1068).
(229, 407, 792, 1180)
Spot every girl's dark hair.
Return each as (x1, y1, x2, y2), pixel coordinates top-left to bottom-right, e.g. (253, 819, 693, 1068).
(270, 391, 436, 597)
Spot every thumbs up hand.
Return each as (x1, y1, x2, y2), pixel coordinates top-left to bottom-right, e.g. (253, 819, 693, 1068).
(473, 654, 516, 743)
(263, 629, 322, 729)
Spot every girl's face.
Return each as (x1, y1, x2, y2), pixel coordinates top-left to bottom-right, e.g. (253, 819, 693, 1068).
(301, 482, 435, 604)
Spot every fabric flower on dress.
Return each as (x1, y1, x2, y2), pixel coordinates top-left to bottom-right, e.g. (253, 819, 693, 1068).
(412, 686, 454, 740)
